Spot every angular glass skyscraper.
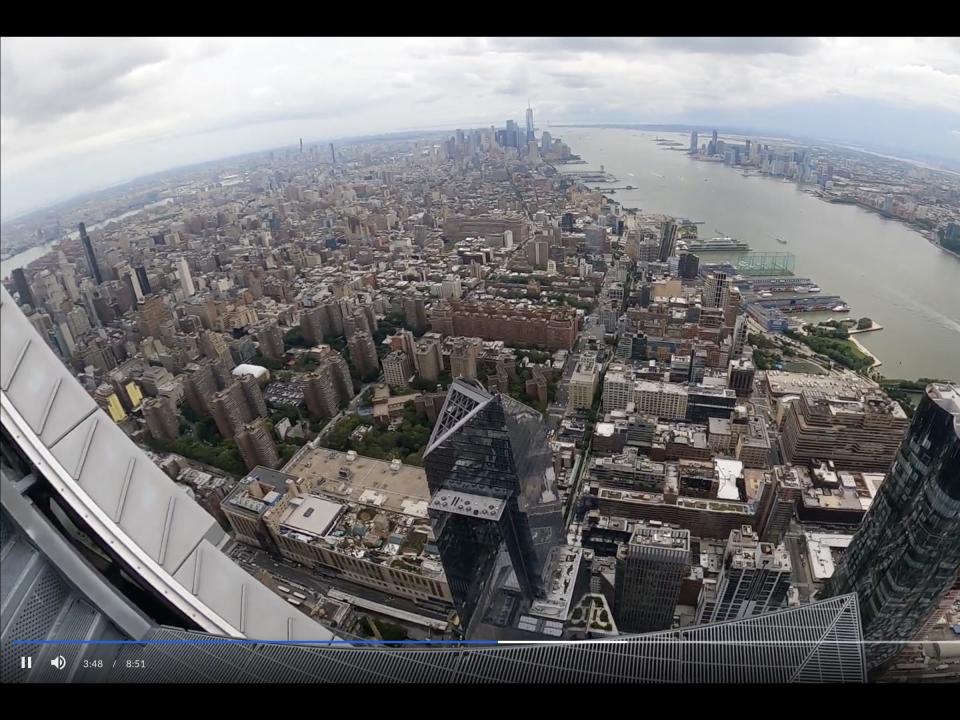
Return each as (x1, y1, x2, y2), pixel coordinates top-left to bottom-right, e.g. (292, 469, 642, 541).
(826, 382, 960, 669)
(423, 379, 564, 632)
(79, 222, 103, 285)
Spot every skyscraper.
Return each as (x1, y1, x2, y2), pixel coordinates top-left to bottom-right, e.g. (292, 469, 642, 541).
(58, 255, 80, 299)
(236, 417, 281, 471)
(330, 143, 336, 165)
(347, 330, 378, 378)
(689, 130, 699, 154)
(11, 268, 34, 307)
(134, 265, 151, 296)
(300, 305, 330, 345)
(304, 364, 338, 420)
(403, 294, 427, 334)
(826, 383, 960, 669)
(183, 360, 218, 415)
(382, 350, 412, 390)
(449, 337, 479, 380)
(677, 252, 700, 279)
(255, 321, 285, 361)
(323, 297, 345, 336)
(423, 379, 564, 632)
(727, 358, 755, 398)
(197, 328, 226, 360)
(323, 348, 354, 405)
(703, 270, 729, 309)
(79, 222, 103, 284)
(731, 314, 748, 358)
(413, 341, 440, 385)
(696, 525, 792, 624)
(525, 105, 534, 142)
(142, 396, 180, 442)
(658, 220, 678, 261)
(121, 264, 143, 302)
(527, 238, 549, 268)
(177, 256, 195, 296)
(210, 381, 252, 438)
(137, 295, 173, 338)
(238, 372, 268, 418)
(614, 523, 690, 633)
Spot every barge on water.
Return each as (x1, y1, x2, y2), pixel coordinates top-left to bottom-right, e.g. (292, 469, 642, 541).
(751, 294, 845, 313)
(680, 237, 752, 252)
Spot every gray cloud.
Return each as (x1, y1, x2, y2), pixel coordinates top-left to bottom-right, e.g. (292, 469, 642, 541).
(483, 37, 819, 58)
(649, 37, 821, 55)
(444, 37, 490, 56)
(164, 98, 389, 141)
(494, 78, 529, 96)
(548, 71, 601, 89)
(1, 38, 169, 126)
(2, 37, 958, 222)
(486, 37, 645, 57)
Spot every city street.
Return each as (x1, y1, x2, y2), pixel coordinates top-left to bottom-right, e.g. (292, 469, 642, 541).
(783, 522, 816, 604)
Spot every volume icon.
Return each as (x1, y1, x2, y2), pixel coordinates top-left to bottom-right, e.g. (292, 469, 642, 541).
(50, 655, 66, 670)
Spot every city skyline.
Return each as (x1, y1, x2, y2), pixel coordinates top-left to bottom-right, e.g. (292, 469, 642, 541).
(3, 36, 959, 221)
(1, 69, 957, 682)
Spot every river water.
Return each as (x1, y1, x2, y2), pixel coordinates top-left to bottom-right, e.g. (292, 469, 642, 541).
(3, 139, 957, 380)
(556, 127, 960, 381)
(1, 198, 175, 277)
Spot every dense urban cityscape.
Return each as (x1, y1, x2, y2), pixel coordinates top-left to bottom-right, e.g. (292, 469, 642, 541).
(1, 38, 958, 685)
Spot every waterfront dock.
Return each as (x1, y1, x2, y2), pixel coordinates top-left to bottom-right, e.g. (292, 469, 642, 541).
(560, 170, 617, 183)
(846, 321, 883, 335)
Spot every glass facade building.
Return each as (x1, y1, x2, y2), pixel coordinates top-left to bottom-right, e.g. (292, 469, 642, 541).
(614, 524, 690, 633)
(826, 383, 960, 669)
(423, 379, 564, 632)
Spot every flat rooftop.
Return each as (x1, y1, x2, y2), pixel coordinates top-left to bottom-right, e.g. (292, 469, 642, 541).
(243, 466, 299, 490)
(224, 468, 298, 517)
(763, 370, 877, 400)
(820, 395, 907, 419)
(804, 532, 855, 582)
(276, 495, 344, 540)
(714, 458, 744, 501)
(728, 528, 791, 572)
(285, 448, 430, 518)
(527, 546, 584, 622)
(429, 490, 506, 521)
(630, 523, 690, 550)
(794, 465, 883, 513)
(929, 383, 960, 435)
(597, 487, 751, 515)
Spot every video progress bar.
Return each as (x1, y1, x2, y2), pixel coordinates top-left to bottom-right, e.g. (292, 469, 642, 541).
(13, 639, 957, 646)
(11, 639, 496, 646)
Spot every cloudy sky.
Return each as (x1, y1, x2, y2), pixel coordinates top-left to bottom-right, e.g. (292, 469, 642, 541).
(2, 37, 959, 221)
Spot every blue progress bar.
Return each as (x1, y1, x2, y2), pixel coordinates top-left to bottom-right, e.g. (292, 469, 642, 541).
(11, 639, 497, 646)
